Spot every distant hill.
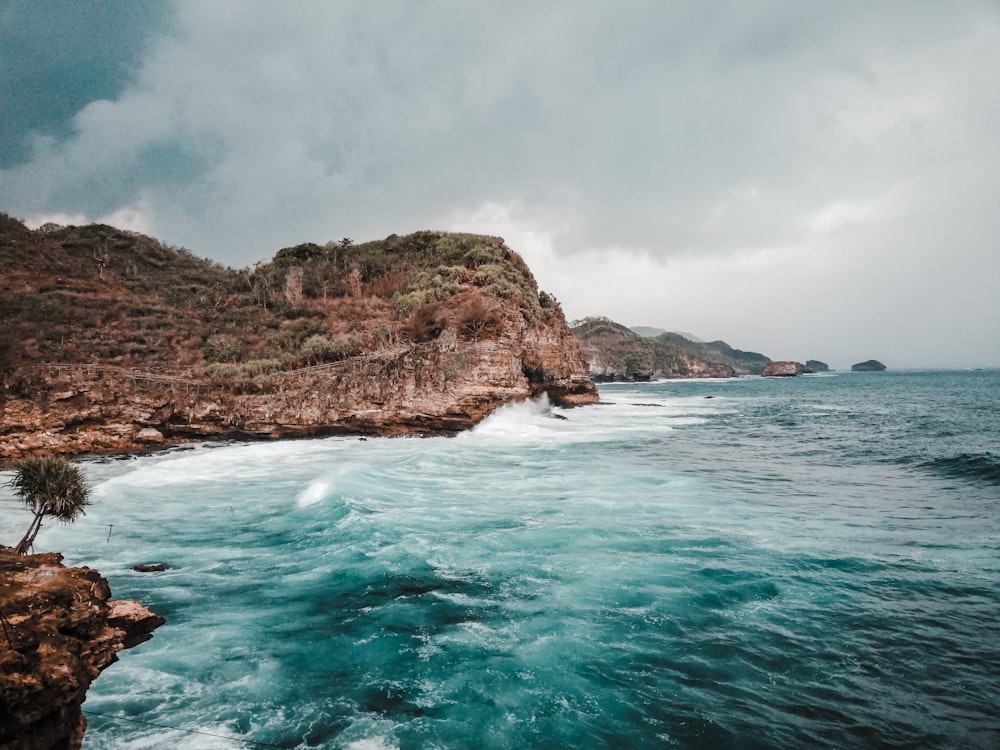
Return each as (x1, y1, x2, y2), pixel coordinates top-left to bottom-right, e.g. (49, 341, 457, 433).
(571, 317, 738, 380)
(629, 325, 667, 338)
(630, 326, 703, 342)
(650, 332, 772, 376)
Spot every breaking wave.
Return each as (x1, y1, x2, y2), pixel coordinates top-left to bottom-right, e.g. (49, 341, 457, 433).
(921, 452, 1000, 485)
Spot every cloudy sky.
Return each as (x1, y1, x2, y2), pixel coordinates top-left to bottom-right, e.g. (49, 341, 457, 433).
(2, 1, 998, 368)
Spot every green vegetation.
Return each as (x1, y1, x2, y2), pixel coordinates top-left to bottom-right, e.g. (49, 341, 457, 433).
(645, 333, 770, 375)
(8, 455, 89, 555)
(571, 317, 760, 379)
(0, 218, 565, 395)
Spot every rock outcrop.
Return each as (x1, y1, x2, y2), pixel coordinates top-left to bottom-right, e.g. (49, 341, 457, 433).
(0, 220, 597, 462)
(806, 360, 830, 372)
(762, 361, 809, 377)
(0, 549, 164, 749)
(851, 359, 887, 372)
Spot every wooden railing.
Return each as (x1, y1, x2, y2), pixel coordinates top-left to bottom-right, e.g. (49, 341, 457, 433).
(30, 340, 506, 388)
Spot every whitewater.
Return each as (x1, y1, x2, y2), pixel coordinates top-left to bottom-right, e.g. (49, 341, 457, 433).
(1, 370, 997, 748)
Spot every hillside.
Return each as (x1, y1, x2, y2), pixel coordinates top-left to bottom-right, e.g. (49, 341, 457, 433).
(0, 215, 596, 461)
(571, 317, 739, 380)
(654, 333, 772, 375)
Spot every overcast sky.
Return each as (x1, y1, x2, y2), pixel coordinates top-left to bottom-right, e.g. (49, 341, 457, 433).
(2, 1, 998, 368)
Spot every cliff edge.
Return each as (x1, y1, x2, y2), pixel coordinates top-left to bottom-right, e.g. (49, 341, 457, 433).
(0, 549, 164, 749)
(0, 218, 596, 462)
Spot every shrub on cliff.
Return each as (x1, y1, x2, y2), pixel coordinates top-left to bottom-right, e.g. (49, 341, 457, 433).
(9, 456, 89, 555)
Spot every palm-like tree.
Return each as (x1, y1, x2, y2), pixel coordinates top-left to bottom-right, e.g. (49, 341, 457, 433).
(9, 456, 89, 555)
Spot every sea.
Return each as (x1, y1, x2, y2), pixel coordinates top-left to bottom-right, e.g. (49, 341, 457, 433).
(2, 370, 998, 749)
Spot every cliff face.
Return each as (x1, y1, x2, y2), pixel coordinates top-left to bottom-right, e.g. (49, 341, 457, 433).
(0, 549, 164, 750)
(762, 361, 808, 377)
(0, 219, 596, 461)
(572, 318, 737, 381)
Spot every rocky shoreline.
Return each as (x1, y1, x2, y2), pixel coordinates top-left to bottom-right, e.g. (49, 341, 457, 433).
(0, 549, 164, 750)
(1, 334, 596, 465)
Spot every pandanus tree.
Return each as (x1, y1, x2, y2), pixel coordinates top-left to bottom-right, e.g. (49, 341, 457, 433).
(8, 456, 89, 555)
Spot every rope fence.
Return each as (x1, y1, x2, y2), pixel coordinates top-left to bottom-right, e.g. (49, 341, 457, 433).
(30, 341, 506, 390)
(82, 709, 293, 749)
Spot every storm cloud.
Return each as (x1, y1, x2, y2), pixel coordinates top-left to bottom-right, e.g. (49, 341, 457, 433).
(2, 0, 998, 367)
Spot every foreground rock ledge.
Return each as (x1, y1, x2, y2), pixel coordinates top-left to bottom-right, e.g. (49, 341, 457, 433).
(0, 548, 164, 750)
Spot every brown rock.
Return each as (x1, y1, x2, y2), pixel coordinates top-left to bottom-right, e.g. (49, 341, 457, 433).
(761, 361, 806, 377)
(134, 427, 164, 443)
(0, 549, 164, 749)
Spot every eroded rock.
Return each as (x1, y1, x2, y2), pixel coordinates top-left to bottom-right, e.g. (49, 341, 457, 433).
(0, 549, 164, 750)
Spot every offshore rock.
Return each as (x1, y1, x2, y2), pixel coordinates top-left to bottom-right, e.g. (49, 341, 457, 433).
(851, 359, 887, 372)
(806, 360, 830, 372)
(0, 549, 164, 749)
(762, 361, 807, 377)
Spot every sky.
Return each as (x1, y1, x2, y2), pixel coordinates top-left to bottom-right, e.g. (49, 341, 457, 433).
(2, 1, 998, 369)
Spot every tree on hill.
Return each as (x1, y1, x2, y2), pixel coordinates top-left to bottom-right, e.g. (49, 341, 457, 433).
(8, 456, 89, 555)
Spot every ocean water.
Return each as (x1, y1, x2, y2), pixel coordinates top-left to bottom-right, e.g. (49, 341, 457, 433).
(2, 370, 998, 749)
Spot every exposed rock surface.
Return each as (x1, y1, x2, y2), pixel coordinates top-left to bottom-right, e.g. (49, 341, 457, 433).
(0, 219, 596, 462)
(0, 549, 164, 749)
(762, 361, 809, 377)
(851, 359, 887, 372)
(0, 330, 595, 462)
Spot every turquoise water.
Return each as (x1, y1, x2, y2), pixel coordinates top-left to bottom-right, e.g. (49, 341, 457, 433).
(2, 371, 998, 748)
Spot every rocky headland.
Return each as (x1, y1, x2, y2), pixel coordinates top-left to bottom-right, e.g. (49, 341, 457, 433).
(571, 317, 781, 380)
(0, 217, 597, 463)
(0, 548, 164, 750)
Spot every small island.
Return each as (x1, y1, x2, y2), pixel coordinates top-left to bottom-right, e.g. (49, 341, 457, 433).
(851, 359, 887, 372)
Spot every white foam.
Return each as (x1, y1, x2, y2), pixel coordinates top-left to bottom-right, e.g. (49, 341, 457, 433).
(297, 479, 330, 507)
(465, 394, 565, 441)
(345, 737, 400, 750)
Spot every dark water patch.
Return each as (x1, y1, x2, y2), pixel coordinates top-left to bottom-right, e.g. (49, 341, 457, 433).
(356, 684, 430, 718)
(920, 452, 1000, 485)
(796, 555, 889, 574)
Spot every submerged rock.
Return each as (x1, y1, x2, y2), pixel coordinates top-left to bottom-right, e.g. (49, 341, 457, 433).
(132, 562, 170, 573)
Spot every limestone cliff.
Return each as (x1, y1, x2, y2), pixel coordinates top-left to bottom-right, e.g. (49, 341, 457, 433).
(0, 549, 164, 749)
(0, 218, 596, 462)
(572, 317, 738, 381)
(762, 361, 808, 377)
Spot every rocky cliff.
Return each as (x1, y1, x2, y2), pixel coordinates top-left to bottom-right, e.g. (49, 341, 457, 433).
(762, 361, 810, 377)
(0, 218, 596, 462)
(0, 549, 164, 749)
(572, 318, 738, 380)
